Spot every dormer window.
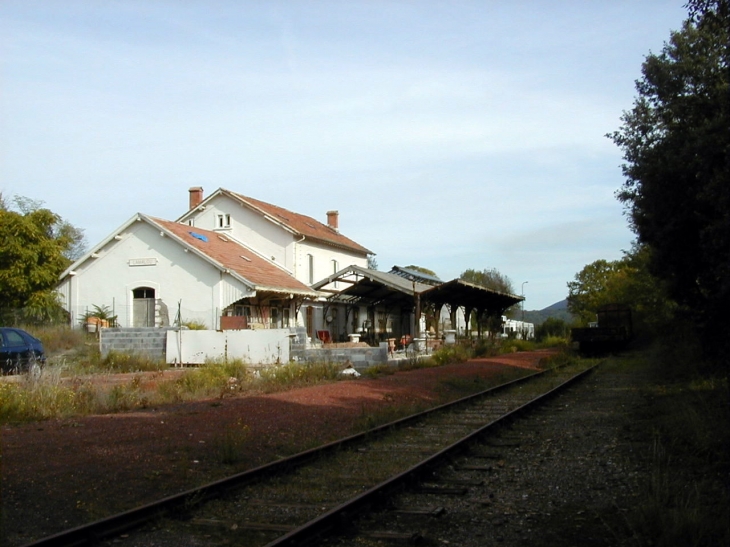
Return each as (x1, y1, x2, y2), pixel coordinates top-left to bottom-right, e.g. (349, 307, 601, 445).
(217, 214, 231, 229)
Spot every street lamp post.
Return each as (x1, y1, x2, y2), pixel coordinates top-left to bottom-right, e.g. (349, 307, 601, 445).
(521, 281, 528, 322)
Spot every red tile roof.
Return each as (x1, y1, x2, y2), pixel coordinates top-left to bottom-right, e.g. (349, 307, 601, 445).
(225, 190, 372, 255)
(148, 216, 316, 296)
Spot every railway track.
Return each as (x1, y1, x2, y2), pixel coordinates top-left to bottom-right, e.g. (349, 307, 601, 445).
(22, 360, 597, 547)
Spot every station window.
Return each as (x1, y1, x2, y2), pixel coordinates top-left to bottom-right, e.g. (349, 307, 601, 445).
(217, 214, 231, 229)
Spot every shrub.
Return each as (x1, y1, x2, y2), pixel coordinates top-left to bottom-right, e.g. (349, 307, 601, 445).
(472, 339, 499, 358)
(500, 338, 535, 353)
(431, 344, 470, 366)
(538, 336, 570, 350)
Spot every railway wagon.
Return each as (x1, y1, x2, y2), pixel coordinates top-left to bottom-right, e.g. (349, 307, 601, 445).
(571, 304, 633, 354)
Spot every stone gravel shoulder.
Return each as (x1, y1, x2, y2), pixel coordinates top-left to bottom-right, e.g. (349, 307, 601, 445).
(406, 359, 654, 547)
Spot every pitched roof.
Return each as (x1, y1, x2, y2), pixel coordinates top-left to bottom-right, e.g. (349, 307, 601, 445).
(311, 265, 433, 307)
(223, 190, 372, 255)
(148, 216, 316, 297)
(389, 265, 443, 286)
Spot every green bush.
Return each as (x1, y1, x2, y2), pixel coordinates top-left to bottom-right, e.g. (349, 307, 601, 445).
(500, 339, 535, 353)
(431, 344, 471, 366)
(472, 339, 499, 357)
(538, 336, 570, 349)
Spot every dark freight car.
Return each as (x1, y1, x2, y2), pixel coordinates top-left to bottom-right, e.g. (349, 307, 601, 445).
(571, 304, 633, 354)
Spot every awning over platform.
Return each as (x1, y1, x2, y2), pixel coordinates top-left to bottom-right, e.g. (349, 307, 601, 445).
(313, 266, 523, 316)
(420, 279, 523, 316)
(312, 265, 432, 308)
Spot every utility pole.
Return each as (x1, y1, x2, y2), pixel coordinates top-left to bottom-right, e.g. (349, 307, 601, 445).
(521, 281, 528, 322)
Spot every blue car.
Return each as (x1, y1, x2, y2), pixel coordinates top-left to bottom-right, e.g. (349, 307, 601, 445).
(0, 327, 46, 375)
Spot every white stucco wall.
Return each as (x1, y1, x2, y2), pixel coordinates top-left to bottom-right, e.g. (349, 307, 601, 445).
(186, 195, 294, 271)
(296, 239, 368, 287)
(58, 220, 254, 329)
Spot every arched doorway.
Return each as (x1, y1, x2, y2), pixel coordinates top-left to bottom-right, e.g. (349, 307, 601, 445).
(133, 287, 155, 327)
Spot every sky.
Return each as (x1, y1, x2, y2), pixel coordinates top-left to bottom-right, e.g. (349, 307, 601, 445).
(1, 1, 689, 310)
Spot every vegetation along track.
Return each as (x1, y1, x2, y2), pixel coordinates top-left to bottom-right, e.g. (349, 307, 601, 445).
(23, 361, 596, 547)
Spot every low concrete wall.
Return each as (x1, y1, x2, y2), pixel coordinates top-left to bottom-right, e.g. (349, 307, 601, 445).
(101, 328, 409, 370)
(292, 342, 389, 370)
(99, 327, 175, 359)
(166, 329, 290, 365)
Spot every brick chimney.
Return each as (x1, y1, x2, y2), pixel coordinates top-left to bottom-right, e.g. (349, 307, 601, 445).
(189, 186, 204, 210)
(326, 210, 339, 231)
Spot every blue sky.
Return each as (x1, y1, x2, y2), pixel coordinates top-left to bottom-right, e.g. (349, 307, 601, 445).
(1, 1, 687, 310)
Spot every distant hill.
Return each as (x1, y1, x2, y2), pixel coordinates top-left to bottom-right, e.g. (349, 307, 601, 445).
(522, 299, 574, 325)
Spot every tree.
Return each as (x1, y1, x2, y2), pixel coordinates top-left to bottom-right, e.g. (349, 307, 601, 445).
(535, 317, 571, 341)
(404, 265, 438, 277)
(567, 245, 676, 337)
(567, 259, 625, 324)
(0, 195, 86, 323)
(460, 268, 514, 294)
(609, 1, 729, 355)
(460, 267, 517, 324)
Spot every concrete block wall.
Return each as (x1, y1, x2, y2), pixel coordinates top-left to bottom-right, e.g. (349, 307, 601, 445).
(292, 342, 389, 370)
(100, 327, 176, 359)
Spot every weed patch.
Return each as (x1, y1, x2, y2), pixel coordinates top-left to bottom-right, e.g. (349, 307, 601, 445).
(430, 344, 470, 366)
(625, 349, 730, 547)
(362, 364, 396, 378)
(212, 419, 250, 465)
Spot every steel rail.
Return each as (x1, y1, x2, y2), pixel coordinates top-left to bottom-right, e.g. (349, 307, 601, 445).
(20, 364, 576, 547)
(264, 363, 598, 547)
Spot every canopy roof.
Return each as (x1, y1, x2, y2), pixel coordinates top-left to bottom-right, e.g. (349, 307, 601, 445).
(312, 265, 431, 308)
(313, 266, 523, 315)
(420, 279, 523, 316)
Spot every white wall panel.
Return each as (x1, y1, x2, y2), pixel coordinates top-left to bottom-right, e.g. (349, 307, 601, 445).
(166, 329, 290, 365)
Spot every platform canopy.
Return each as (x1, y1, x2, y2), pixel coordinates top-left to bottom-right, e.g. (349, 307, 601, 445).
(313, 266, 523, 316)
(312, 265, 432, 307)
(420, 279, 523, 317)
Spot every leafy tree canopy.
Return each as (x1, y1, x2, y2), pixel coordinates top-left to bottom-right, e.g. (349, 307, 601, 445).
(568, 244, 676, 336)
(0, 194, 86, 320)
(460, 268, 514, 294)
(460, 268, 517, 319)
(535, 317, 571, 341)
(404, 265, 438, 277)
(608, 0, 729, 350)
